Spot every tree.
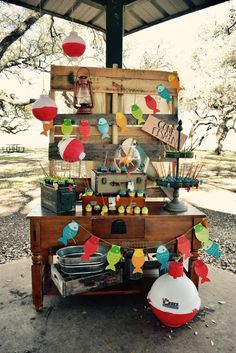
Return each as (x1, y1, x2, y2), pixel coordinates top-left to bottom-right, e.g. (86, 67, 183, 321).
(0, 1, 105, 134)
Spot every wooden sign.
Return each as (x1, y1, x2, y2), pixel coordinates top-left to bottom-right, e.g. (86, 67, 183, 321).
(141, 115, 187, 149)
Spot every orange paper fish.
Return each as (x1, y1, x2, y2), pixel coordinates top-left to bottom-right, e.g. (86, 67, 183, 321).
(116, 112, 128, 133)
(168, 74, 182, 93)
(40, 120, 53, 136)
(132, 249, 145, 273)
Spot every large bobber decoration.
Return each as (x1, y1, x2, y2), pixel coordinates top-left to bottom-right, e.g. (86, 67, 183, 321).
(147, 262, 201, 328)
(58, 137, 86, 163)
(62, 31, 86, 57)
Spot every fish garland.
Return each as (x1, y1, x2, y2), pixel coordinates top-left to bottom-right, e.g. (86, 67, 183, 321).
(79, 119, 91, 142)
(194, 224, 209, 244)
(156, 84, 172, 104)
(61, 119, 73, 139)
(40, 120, 53, 136)
(81, 235, 100, 261)
(177, 235, 193, 260)
(131, 104, 145, 124)
(116, 112, 128, 133)
(131, 249, 145, 273)
(105, 245, 122, 271)
(194, 259, 211, 284)
(156, 245, 170, 271)
(204, 240, 222, 259)
(98, 117, 110, 139)
(57, 220, 80, 246)
(168, 74, 182, 93)
(144, 95, 160, 114)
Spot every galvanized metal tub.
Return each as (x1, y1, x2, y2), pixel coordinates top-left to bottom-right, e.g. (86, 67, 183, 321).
(56, 245, 108, 267)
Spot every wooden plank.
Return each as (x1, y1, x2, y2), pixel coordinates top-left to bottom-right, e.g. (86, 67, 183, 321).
(54, 113, 178, 126)
(49, 142, 166, 161)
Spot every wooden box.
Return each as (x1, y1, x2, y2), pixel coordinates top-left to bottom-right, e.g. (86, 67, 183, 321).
(51, 264, 123, 297)
(41, 185, 76, 214)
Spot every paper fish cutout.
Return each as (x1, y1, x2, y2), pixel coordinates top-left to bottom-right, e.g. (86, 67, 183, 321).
(201, 219, 209, 228)
(156, 84, 172, 104)
(61, 119, 73, 139)
(40, 120, 53, 136)
(132, 249, 145, 273)
(81, 235, 100, 261)
(156, 245, 170, 271)
(204, 240, 222, 259)
(144, 95, 160, 113)
(98, 117, 110, 139)
(105, 245, 121, 271)
(131, 104, 145, 124)
(79, 119, 91, 142)
(194, 223, 209, 244)
(57, 220, 80, 246)
(116, 112, 128, 133)
(168, 74, 182, 93)
(177, 235, 193, 259)
(194, 259, 211, 284)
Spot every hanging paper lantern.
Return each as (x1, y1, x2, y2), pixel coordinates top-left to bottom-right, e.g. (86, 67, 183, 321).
(32, 95, 58, 122)
(62, 31, 86, 57)
(58, 138, 86, 163)
(147, 262, 201, 328)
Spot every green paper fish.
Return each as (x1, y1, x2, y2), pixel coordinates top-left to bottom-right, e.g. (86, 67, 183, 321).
(105, 245, 121, 271)
(194, 223, 209, 244)
(61, 119, 73, 139)
(131, 104, 145, 124)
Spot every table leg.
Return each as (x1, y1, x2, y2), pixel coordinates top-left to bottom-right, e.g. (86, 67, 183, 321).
(32, 253, 43, 311)
(189, 227, 201, 289)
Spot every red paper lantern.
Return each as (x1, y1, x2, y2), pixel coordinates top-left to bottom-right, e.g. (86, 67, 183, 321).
(58, 138, 86, 163)
(32, 95, 58, 122)
(147, 262, 201, 328)
(62, 31, 86, 57)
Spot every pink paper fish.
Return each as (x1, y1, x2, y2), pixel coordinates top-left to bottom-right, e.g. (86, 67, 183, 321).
(79, 119, 91, 142)
(194, 259, 211, 284)
(177, 235, 193, 259)
(144, 95, 160, 113)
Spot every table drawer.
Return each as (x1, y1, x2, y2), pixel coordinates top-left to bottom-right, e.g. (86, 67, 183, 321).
(92, 217, 145, 239)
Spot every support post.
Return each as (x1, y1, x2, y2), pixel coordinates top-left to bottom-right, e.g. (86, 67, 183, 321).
(106, 0, 123, 68)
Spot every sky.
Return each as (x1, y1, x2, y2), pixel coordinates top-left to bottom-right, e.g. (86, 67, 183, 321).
(0, 0, 235, 150)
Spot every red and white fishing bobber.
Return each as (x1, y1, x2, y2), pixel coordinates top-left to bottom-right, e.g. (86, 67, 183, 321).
(147, 262, 201, 328)
(58, 138, 86, 163)
(62, 31, 86, 57)
(32, 94, 58, 122)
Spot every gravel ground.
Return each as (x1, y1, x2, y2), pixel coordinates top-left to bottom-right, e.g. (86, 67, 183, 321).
(0, 206, 235, 274)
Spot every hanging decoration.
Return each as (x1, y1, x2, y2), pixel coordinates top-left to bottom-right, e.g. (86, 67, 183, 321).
(79, 119, 91, 142)
(61, 119, 73, 139)
(193, 259, 211, 283)
(204, 240, 222, 259)
(156, 84, 172, 104)
(73, 71, 94, 114)
(131, 104, 145, 124)
(168, 74, 182, 93)
(57, 220, 80, 246)
(116, 112, 128, 133)
(105, 245, 122, 271)
(147, 262, 201, 328)
(97, 117, 110, 139)
(144, 95, 160, 114)
(156, 245, 170, 271)
(58, 137, 86, 162)
(194, 223, 209, 244)
(32, 95, 58, 135)
(131, 249, 145, 273)
(81, 236, 100, 261)
(62, 31, 86, 57)
(177, 235, 193, 260)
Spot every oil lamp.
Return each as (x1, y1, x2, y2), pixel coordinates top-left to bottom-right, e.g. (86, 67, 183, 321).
(73, 68, 94, 114)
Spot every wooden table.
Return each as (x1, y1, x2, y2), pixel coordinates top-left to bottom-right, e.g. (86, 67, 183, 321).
(27, 202, 205, 311)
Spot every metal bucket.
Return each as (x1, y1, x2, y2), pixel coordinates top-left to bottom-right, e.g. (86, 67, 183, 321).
(56, 245, 108, 267)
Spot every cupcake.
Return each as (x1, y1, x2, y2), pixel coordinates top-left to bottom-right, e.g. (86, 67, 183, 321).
(134, 206, 141, 215)
(126, 206, 134, 215)
(119, 190, 127, 197)
(141, 206, 149, 215)
(85, 204, 92, 213)
(109, 166, 117, 173)
(137, 190, 144, 197)
(93, 204, 101, 214)
(120, 166, 127, 173)
(100, 166, 108, 172)
(109, 205, 116, 214)
(101, 205, 108, 214)
(85, 187, 93, 196)
(118, 205, 125, 214)
(128, 190, 135, 197)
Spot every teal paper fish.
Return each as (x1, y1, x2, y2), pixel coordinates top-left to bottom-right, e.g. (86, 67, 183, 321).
(156, 84, 172, 104)
(131, 104, 145, 124)
(98, 117, 110, 139)
(204, 240, 222, 259)
(61, 119, 73, 139)
(105, 245, 121, 271)
(58, 220, 80, 246)
(156, 245, 170, 271)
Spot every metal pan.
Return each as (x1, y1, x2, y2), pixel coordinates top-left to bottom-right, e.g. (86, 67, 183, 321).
(56, 245, 108, 266)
